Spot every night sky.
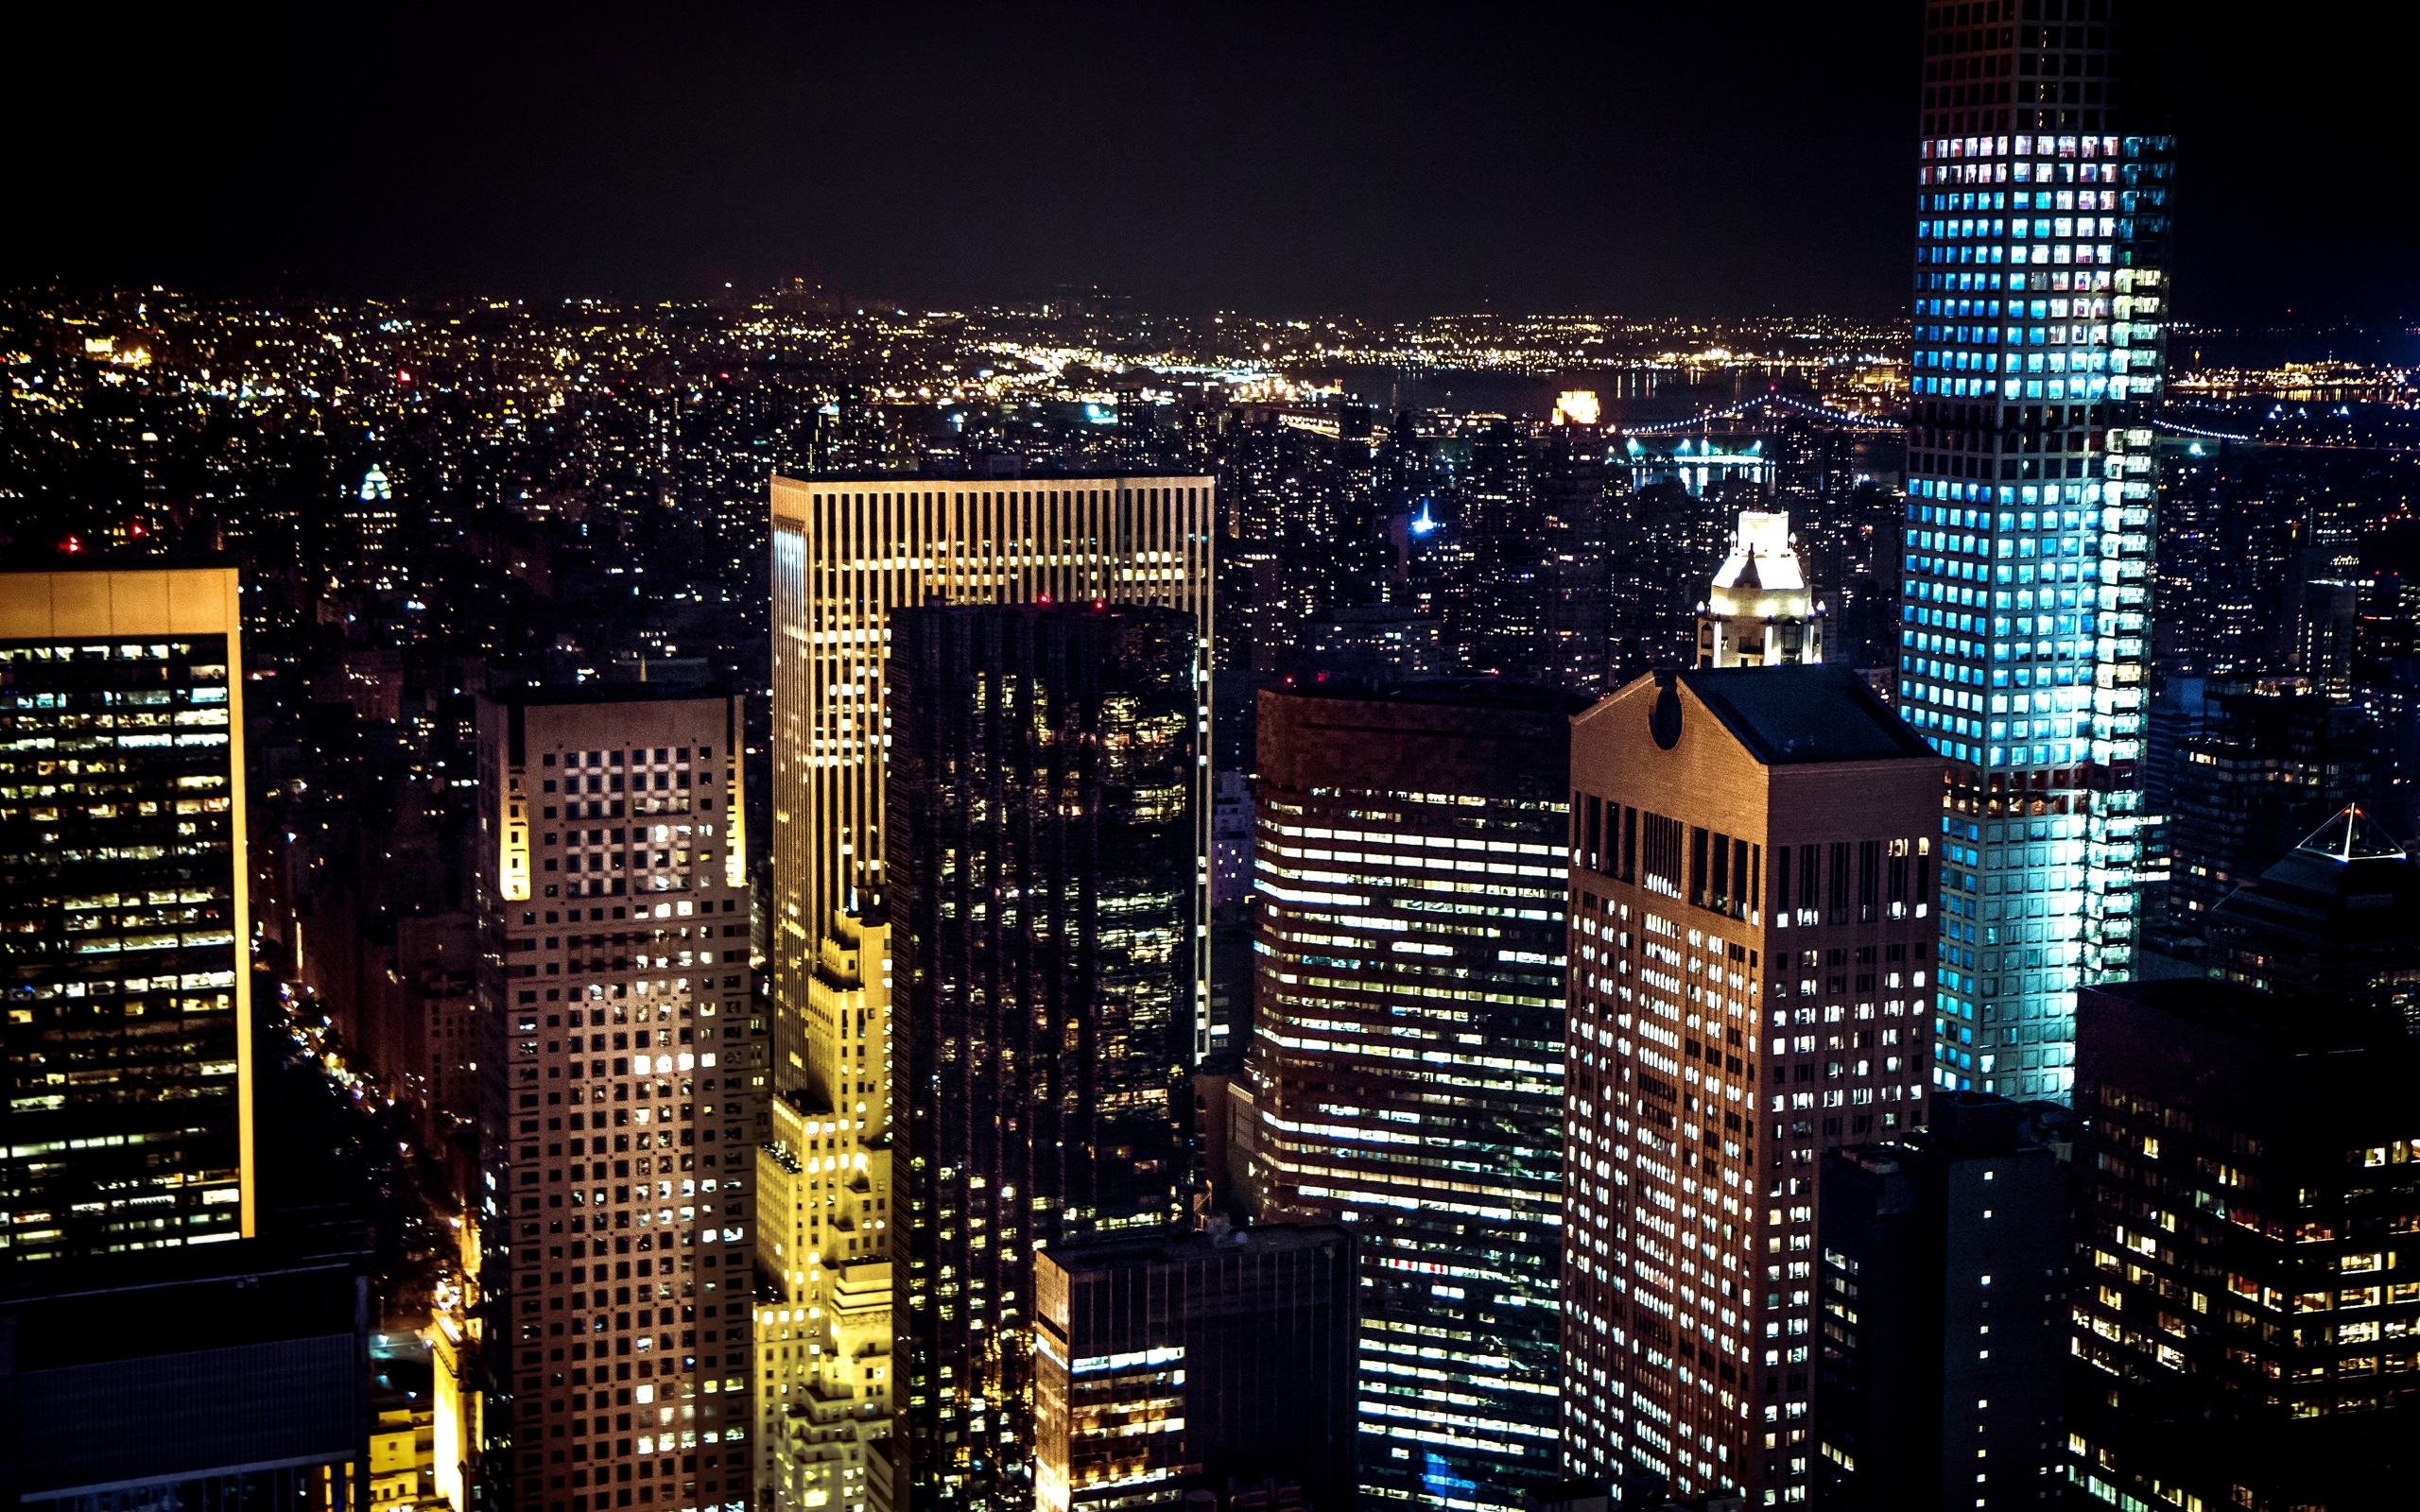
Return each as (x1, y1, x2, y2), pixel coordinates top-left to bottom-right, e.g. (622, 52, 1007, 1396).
(15, 3, 2411, 321)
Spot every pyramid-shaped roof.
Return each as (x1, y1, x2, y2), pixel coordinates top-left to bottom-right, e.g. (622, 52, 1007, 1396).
(2295, 804, 2408, 863)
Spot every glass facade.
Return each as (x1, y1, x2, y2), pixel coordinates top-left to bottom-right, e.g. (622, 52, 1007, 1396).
(1904, 0, 2172, 1101)
(1244, 682, 1579, 1512)
(1, 571, 251, 1263)
(886, 602, 1197, 1512)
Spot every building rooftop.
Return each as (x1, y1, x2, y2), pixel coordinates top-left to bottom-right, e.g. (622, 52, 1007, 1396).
(1039, 1220, 1353, 1271)
(1674, 664, 1933, 765)
(1272, 675, 1594, 715)
(2081, 978, 2407, 1053)
(2208, 804, 2420, 952)
(481, 679, 735, 706)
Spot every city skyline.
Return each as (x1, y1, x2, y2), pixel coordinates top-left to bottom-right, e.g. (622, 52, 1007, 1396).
(9, 8, 2413, 323)
(8, 2, 2420, 1509)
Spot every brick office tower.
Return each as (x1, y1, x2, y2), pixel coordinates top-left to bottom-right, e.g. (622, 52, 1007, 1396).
(1562, 666, 1943, 1507)
(475, 687, 766, 1512)
(2066, 980, 2420, 1511)
(886, 603, 1197, 1512)
(1241, 679, 1580, 1512)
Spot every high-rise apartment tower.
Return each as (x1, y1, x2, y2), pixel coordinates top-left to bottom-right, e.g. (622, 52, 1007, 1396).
(1562, 666, 1942, 1506)
(1, 565, 254, 1262)
(885, 603, 1197, 1512)
(1244, 679, 1580, 1512)
(472, 686, 764, 1512)
(1904, 0, 2174, 1099)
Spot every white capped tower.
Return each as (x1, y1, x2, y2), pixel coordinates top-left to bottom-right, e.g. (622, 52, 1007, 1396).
(1697, 508, 1825, 668)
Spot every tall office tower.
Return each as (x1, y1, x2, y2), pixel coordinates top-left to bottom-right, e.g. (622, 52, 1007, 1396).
(472, 687, 764, 1512)
(2067, 980, 2420, 1510)
(2163, 679, 2379, 926)
(1905, 0, 2174, 1098)
(1811, 1092, 2069, 1512)
(1033, 1223, 1360, 1512)
(2207, 804, 2420, 1032)
(1697, 511, 1826, 670)
(767, 473, 1215, 1081)
(1562, 666, 1942, 1507)
(0, 565, 254, 1262)
(886, 602, 1197, 1512)
(1538, 424, 1616, 695)
(1244, 679, 1579, 1512)
(755, 908, 896, 1512)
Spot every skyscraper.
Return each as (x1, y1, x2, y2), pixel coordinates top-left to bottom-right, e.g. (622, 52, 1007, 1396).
(472, 686, 763, 1512)
(885, 602, 1197, 1512)
(2161, 679, 2379, 926)
(766, 473, 1215, 1072)
(755, 908, 896, 1512)
(1562, 666, 1942, 1506)
(1811, 1092, 2070, 1512)
(1243, 679, 1580, 1512)
(1904, 0, 2174, 1098)
(1, 565, 254, 1262)
(2205, 804, 2420, 1033)
(1697, 510, 1826, 670)
(1033, 1223, 1359, 1512)
(2067, 979, 2420, 1510)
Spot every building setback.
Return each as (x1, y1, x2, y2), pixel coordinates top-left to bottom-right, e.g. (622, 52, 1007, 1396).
(0, 565, 255, 1262)
(754, 907, 896, 1512)
(1244, 679, 1581, 1512)
(1033, 1223, 1359, 1512)
(1811, 1092, 2069, 1511)
(1562, 665, 1943, 1506)
(1902, 0, 2174, 1099)
(886, 603, 1197, 1512)
(2066, 979, 2420, 1511)
(473, 686, 765, 1512)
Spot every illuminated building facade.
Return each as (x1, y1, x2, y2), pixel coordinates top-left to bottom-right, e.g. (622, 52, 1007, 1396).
(1243, 679, 1579, 1512)
(1033, 1224, 1358, 1512)
(2067, 980, 2420, 1511)
(1562, 667, 1942, 1507)
(1904, 0, 2174, 1099)
(766, 472, 1215, 1073)
(886, 603, 1196, 1512)
(1697, 511, 1827, 670)
(0, 565, 254, 1262)
(472, 687, 763, 1512)
(755, 909, 895, 1512)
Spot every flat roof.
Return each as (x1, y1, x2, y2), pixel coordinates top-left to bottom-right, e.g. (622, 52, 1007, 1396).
(1678, 665, 1934, 765)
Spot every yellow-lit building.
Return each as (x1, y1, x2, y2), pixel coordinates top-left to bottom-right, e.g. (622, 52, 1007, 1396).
(0, 565, 255, 1260)
(756, 910, 895, 1512)
(766, 473, 1217, 1079)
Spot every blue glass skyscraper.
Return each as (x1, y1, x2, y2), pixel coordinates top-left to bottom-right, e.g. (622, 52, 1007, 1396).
(1901, 0, 2173, 1101)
